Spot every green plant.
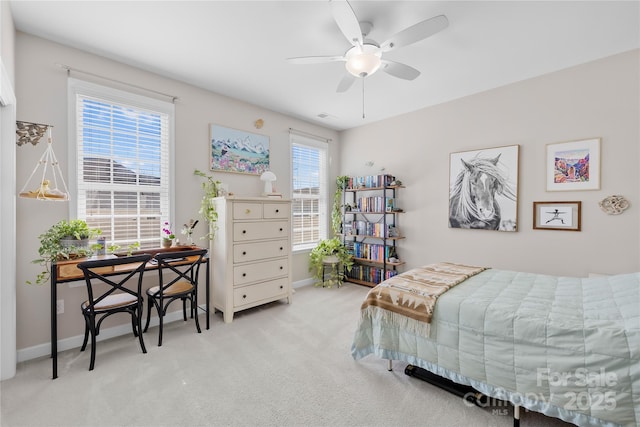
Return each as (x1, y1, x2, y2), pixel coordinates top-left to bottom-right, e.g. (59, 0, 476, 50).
(309, 237, 353, 288)
(106, 242, 140, 256)
(28, 219, 101, 285)
(332, 175, 350, 236)
(194, 169, 221, 240)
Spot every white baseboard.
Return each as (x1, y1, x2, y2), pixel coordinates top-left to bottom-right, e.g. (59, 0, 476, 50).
(293, 278, 314, 288)
(17, 307, 201, 363)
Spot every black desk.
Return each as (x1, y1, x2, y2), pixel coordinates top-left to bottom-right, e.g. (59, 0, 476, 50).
(50, 246, 210, 379)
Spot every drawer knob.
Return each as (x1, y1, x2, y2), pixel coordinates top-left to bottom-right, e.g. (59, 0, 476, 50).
(242, 230, 247, 234)
(242, 273, 247, 277)
(275, 209, 279, 213)
(279, 285, 283, 289)
(279, 228, 283, 232)
(279, 247, 283, 251)
(242, 251, 247, 255)
(243, 294, 247, 299)
(279, 266, 283, 270)
(245, 209, 251, 214)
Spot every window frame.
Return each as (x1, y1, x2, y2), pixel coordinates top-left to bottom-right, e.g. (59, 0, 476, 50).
(290, 133, 328, 252)
(67, 78, 175, 248)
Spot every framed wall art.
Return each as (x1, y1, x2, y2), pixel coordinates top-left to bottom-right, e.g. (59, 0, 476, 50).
(449, 144, 519, 231)
(533, 201, 581, 231)
(546, 138, 600, 191)
(210, 124, 269, 175)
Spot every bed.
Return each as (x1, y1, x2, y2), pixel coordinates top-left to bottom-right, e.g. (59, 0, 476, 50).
(351, 263, 640, 427)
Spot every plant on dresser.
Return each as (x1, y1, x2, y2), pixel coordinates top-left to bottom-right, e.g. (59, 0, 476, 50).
(342, 174, 405, 287)
(210, 197, 292, 323)
(194, 169, 222, 241)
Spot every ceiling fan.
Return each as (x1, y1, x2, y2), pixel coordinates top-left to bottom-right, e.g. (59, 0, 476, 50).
(287, 0, 449, 93)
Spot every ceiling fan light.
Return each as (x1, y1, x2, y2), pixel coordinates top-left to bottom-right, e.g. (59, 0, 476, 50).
(345, 53, 382, 78)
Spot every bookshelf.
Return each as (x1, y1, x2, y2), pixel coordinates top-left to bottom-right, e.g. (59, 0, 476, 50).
(342, 174, 405, 287)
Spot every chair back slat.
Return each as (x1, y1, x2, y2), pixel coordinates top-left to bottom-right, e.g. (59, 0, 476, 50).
(78, 254, 152, 312)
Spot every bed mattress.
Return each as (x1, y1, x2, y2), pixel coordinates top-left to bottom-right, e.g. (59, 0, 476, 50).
(351, 269, 640, 427)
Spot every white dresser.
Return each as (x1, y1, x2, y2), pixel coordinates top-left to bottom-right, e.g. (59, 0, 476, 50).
(210, 197, 292, 323)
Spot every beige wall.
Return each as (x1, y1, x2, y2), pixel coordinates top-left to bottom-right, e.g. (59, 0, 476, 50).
(15, 32, 339, 352)
(339, 49, 640, 277)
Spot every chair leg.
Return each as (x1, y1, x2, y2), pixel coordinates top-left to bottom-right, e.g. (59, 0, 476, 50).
(131, 312, 138, 337)
(136, 302, 147, 354)
(182, 298, 188, 321)
(143, 297, 152, 333)
(157, 301, 164, 347)
(88, 317, 97, 371)
(192, 294, 201, 334)
(81, 314, 90, 351)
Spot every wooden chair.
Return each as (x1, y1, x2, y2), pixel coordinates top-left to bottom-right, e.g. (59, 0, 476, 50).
(76, 254, 152, 371)
(143, 248, 208, 346)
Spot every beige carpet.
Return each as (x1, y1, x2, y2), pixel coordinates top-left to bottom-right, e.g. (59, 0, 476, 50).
(1, 283, 572, 427)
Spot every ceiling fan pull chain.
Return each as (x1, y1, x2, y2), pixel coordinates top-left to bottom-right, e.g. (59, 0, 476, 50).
(362, 78, 366, 119)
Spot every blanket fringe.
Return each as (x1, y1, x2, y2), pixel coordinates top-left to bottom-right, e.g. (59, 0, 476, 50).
(361, 305, 431, 337)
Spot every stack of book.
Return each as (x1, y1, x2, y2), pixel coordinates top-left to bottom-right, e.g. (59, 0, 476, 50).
(346, 174, 395, 189)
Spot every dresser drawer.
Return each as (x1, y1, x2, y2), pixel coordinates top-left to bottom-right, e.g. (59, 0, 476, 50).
(233, 221, 289, 242)
(233, 278, 288, 307)
(263, 203, 290, 219)
(233, 202, 263, 220)
(233, 240, 289, 263)
(233, 258, 288, 285)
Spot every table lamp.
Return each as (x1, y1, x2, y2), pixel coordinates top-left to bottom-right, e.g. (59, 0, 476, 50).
(260, 171, 277, 196)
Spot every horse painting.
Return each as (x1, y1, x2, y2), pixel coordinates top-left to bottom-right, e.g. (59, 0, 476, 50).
(449, 152, 518, 231)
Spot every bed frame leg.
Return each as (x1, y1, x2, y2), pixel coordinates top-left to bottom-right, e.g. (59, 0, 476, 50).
(387, 359, 392, 371)
(513, 404, 520, 427)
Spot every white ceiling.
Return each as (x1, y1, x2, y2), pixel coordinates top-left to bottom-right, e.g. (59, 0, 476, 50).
(9, 1, 640, 131)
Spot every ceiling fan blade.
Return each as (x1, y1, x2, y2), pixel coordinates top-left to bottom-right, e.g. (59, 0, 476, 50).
(380, 15, 449, 52)
(336, 74, 356, 92)
(329, 0, 363, 47)
(381, 60, 421, 80)
(287, 56, 346, 65)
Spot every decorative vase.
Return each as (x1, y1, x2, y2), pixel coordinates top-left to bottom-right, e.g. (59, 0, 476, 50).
(162, 238, 172, 248)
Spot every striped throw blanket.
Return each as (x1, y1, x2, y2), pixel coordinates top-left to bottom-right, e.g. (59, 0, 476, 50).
(360, 262, 488, 335)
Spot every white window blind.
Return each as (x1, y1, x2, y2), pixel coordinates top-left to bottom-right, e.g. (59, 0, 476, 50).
(69, 79, 174, 249)
(291, 133, 328, 251)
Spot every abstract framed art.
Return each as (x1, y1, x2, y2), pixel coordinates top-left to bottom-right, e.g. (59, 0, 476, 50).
(449, 144, 519, 231)
(546, 138, 600, 191)
(533, 201, 581, 231)
(210, 124, 269, 175)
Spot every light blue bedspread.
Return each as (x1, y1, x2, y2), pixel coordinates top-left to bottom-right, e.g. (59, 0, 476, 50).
(351, 269, 640, 427)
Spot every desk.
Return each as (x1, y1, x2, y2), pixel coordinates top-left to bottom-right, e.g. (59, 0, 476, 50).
(50, 246, 210, 379)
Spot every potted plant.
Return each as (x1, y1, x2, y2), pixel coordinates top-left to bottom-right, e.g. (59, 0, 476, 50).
(309, 237, 353, 288)
(332, 175, 350, 236)
(161, 221, 176, 248)
(194, 169, 222, 241)
(28, 219, 101, 285)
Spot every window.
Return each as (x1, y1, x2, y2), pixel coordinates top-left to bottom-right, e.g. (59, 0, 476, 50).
(290, 132, 328, 251)
(68, 79, 174, 249)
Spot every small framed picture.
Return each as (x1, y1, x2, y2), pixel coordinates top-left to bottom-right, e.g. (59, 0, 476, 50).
(546, 138, 600, 191)
(533, 201, 582, 231)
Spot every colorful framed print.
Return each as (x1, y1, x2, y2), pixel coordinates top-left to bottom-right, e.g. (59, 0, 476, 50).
(210, 124, 269, 175)
(449, 144, 519, 231)
(546, 138, 600, 191)
(533, 201, 581, 231)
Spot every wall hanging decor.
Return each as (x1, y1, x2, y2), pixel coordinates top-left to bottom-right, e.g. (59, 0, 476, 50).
(599, 195, 629, 215)
(533, 201, 581, 231)
(209, 124, 269, 175)
(449, 144, 519, 231)
(546, 138, 601, 191)
(17, 123, 70, 201)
